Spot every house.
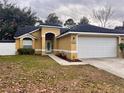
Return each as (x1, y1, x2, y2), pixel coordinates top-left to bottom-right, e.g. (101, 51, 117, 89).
(14, 24, 124, 60)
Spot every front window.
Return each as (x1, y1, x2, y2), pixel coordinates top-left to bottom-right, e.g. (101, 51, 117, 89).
(23, 38, 32, 48)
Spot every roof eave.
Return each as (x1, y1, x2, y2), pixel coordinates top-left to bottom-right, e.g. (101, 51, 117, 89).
(57, 31, 124, 38)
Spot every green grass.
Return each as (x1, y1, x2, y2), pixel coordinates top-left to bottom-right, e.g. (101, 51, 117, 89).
(0, 55, 58, 69)
(0, 55, 124, 93)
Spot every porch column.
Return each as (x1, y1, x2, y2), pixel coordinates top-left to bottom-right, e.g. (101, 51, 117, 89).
(32, 39, 35, 49)
(70, 34, 78, 60)
(53, 36, 58, 54)
(42, 34, 46, 55)
(20, 38, 23, 48)
(15, 39, 20, 50)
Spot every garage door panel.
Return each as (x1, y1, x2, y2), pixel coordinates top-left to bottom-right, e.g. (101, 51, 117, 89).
(78, 37, 117, 58)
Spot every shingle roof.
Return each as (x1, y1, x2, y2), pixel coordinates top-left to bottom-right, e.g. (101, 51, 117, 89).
(115, 26, 124, 31)
(15, 25, 64, 37)
(65, 24, 124, 34)
(60, 28, 69, 34)
(0, 40, 15, 43)
(14, 26, 39, 37)
(15, 24, 124, 38)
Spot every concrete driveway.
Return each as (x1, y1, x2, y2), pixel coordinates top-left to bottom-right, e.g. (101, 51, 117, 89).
(82, 58, 124, 78)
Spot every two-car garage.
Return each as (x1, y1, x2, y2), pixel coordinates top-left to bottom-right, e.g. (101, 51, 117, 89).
(77, 36, 117, 59)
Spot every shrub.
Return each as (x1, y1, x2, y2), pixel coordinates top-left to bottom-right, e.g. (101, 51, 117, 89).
(56, 53, 81, 62)
(119, 43, 124, 52)
(17, 48, 35, 55)
(56, 53, 67, 59)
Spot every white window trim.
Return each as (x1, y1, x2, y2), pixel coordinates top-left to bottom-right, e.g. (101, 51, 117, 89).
(23, 38, 33, 48)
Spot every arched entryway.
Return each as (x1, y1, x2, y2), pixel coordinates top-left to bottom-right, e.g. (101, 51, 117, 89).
(45, 33, 55, 54)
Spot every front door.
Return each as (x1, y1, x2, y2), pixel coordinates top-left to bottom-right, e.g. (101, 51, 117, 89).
(46, 40, 52, 53)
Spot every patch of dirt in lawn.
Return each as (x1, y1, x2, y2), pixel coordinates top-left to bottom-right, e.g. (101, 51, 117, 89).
(0, 56, 124, 93)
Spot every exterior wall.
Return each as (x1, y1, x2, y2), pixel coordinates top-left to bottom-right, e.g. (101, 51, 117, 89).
(120, 37, 124, 43)
(15, 30, 42, 54)
(41, 27, 60, 55)
(15, 39, 20, 49)
(56, 34, 77, 60)
(31, 30, 42, 54)
(56, 34, 121, 60)
(15, 27, 61, 55)
(15, 26, 124, 60)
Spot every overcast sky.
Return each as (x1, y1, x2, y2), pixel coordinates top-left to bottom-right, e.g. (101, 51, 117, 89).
(5, 0, 124, 28)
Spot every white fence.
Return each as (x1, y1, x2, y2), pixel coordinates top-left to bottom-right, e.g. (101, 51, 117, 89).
(0, 42, 16, 55)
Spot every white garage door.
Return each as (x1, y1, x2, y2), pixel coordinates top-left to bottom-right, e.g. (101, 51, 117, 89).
(0, 43, 16, 55)
(78, 36, 117, 58)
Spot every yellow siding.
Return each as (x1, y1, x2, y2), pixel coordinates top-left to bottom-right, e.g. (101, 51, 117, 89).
(31, 30, 42, 49)
(15, 30, 42, 54)
(57, 35, 71, 51)
(15, 26, 124, 60)
(120, 37, 124, 43)
(41, 27, 60, 36)
(15, 27, 61, 55)
(70, 34, 77, 51)
(41, 27, 60, 55)
(57, 34, 77, 51)
(15, 39, 20, 49)
(56, 34, 77, 60)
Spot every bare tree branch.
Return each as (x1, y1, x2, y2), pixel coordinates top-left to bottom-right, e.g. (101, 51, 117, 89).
(93, 5, 113, 27)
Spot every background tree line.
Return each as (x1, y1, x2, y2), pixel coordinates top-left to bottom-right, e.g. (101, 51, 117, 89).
(0, 0, 37, 40)
(0, 0, 112, 40)
(40, 13, 89, 27)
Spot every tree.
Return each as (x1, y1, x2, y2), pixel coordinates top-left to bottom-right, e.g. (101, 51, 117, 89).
(64, 18, 76, 28)
(79, 16, 89, 24)
(35, 19, 43, 26)
(93, 5, 113, 27)
(45, 13, 62, 25)
(0, 0, 37, 40)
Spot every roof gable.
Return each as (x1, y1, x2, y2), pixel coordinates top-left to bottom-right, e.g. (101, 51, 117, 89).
(17, 33, 37, 39)
(14, 26, 39, 38)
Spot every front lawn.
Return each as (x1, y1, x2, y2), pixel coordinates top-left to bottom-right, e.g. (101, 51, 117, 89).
(0, 55, 124, 93)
